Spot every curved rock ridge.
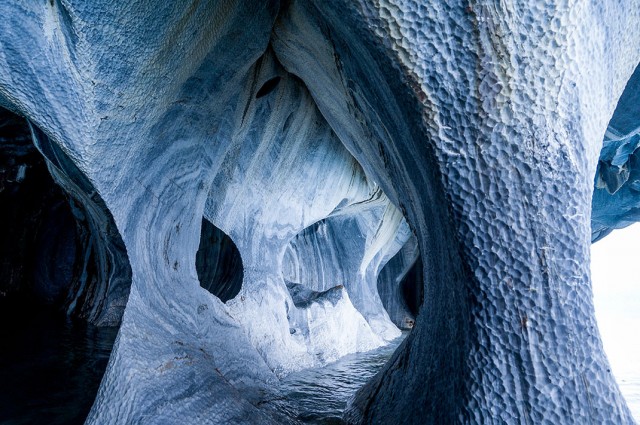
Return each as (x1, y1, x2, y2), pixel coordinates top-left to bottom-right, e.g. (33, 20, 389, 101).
(1, 0, 639, 424)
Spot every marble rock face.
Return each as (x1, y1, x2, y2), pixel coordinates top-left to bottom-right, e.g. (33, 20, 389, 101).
(1, 0, 639, 424)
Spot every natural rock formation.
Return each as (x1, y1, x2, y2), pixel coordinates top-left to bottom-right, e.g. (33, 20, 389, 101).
(376, 235, 422, 329)
(0, 1, 639, 424)
(0, 109, 131, 325)
(592, 64, 640, 242)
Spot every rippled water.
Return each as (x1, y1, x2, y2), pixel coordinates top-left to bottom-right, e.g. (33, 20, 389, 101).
(0, 307, 117, 425)
(0, 307, 636, 425)
(279, 334, 406, 424)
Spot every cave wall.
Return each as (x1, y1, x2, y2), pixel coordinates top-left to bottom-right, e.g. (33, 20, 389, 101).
(274, 1, 640, 423)
(1, 1, 640, 424)
(203, 50, 407, 371)
(2, 2, 287, 423)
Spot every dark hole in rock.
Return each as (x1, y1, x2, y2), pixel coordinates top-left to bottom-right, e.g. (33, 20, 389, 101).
(400, 257, 423, 318)
(0, 108, 122, 424)
(196, 218, 243, 302)
(0, 110, 79, 311)
(377, 249, 423, 330)
(256, 76, 282, 98)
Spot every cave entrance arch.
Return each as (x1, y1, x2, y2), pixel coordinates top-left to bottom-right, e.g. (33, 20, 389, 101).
(192, 39, 425, 404)
(0, 107, 131, 424)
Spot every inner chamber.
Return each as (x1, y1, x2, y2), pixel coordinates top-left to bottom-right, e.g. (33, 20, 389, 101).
(0, 108, 131, 424)
(186, 42, 429, 420)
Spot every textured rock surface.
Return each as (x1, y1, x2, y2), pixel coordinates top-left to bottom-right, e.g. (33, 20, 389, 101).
(274, 1, 640, 424)
(1, 0, 640, 424)
(203, 50, 404, 371)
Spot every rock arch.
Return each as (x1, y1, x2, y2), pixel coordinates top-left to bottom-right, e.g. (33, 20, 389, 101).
(0, 1, 638, 424)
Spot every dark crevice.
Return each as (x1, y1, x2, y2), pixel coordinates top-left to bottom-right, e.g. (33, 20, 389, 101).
(0, 107, 127, 424)
(29, 124, 132, 326)
(256, 76, 282, 98)
(0, 111, 78, 313)
(196, 218, 243, 302)
(400, 257, 423, 318)
(377, 248, 423, 330)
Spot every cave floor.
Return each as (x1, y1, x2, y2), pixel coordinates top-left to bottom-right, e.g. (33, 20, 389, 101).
(278, 331, 407, 424)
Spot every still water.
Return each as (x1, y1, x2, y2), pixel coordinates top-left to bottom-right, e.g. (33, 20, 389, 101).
(0, 307, 117, 425)
(0, 309, 637, 424)
(279, 334, 405, 424)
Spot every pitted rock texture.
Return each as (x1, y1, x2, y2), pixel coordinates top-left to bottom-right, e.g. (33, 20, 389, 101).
(1, 1, 639, 424)
(275, 1, 640, 424)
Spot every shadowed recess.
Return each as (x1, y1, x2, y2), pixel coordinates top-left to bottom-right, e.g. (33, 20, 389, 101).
(196, 218, 244, 302)
(0, 108, 125, 424)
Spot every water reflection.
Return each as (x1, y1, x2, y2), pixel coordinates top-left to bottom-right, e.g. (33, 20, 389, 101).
(0, 306, 117, 425)
(279, 333, 406, 424)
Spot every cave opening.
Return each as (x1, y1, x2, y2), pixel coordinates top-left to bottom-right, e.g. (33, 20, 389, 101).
(589, 62, 640, 421)
(175, 1, 449, 416)
(188, 38, 426, 419)
(0, 108, 129, 424)
(196, 218, 244, 302)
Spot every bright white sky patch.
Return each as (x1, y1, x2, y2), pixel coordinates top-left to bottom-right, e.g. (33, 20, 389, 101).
(591, 222, 640, 421)
(591, 223, 640, 376)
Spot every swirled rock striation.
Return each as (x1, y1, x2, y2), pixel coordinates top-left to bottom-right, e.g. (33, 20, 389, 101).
(1, 1, 639, 424)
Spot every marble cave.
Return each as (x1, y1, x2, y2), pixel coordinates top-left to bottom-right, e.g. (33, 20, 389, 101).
(0, 1, 639, 424)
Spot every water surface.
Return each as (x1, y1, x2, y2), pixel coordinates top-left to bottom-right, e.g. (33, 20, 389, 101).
(279, 334, 406, 424)
(0, 306, 117, 425)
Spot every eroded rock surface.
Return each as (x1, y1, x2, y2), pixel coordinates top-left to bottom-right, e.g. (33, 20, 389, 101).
(1, 1, 639, 424)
